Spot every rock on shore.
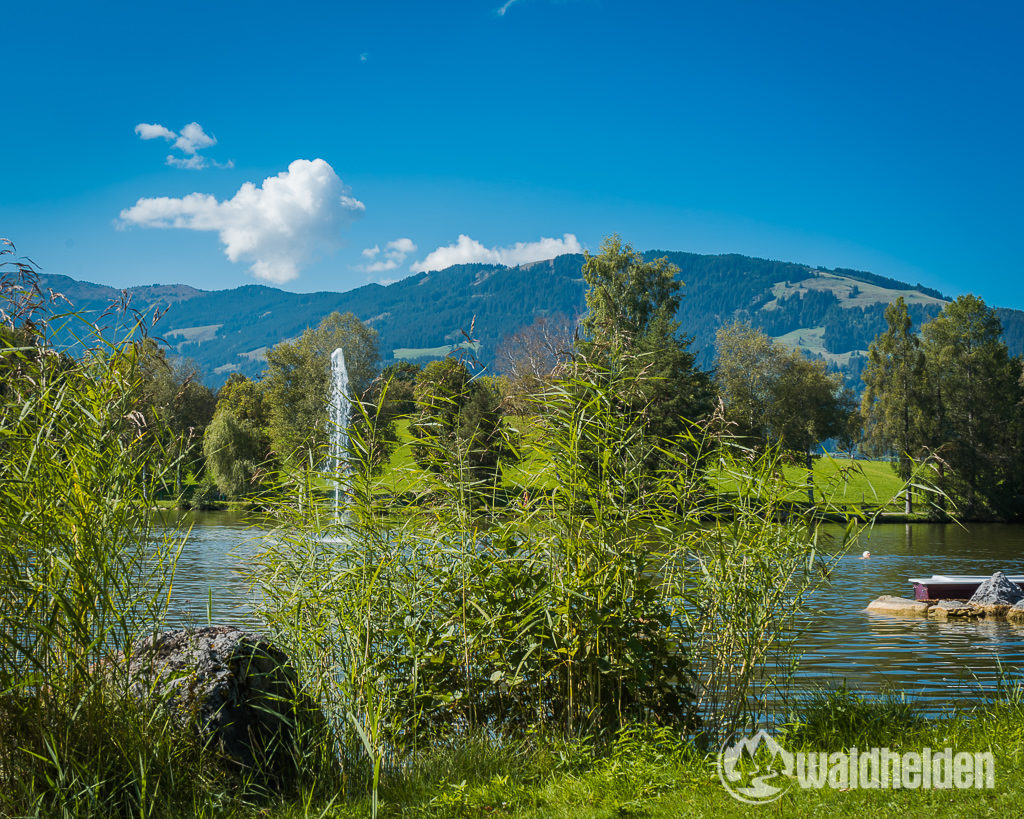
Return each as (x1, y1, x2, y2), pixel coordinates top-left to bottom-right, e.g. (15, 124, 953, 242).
(125, 626, 315, 782)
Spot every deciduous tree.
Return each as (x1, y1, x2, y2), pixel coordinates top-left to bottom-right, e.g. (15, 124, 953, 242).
(716, 321, 855, 502)
(497, 313, 576, 414)
(203, 408, 266, 498)
(576, 236, 714, 459)
(409, 357, 517, 490)
(135, 341, 216, 493)
(262, 312, 381, 464)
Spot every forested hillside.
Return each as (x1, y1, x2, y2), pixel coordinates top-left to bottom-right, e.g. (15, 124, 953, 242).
(37, 251, 1024, 388)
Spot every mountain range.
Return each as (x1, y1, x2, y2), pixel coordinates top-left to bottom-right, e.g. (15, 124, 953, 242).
(35, 251, 1024, 390)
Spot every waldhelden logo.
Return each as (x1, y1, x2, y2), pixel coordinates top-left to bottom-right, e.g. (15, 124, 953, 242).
(717, 730, 995, 805)
(718, 729, 795, 804)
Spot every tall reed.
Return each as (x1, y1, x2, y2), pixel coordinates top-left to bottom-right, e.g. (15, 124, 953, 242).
(0, 248, 197, 817)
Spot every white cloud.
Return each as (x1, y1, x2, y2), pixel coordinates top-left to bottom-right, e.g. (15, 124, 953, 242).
(135, 123, 176, 141)
(411, 233, 582, 272)
(118, 158, 366, 284)
(134, 121, 229, 170)
(496, 0, 519, 15)
(360, 237, 417, 273)
(166, 154, 206, 170)
(173, 122, 216, 155)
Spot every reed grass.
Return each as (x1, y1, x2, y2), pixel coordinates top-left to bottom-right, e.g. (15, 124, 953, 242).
(0, 251, 216, 816)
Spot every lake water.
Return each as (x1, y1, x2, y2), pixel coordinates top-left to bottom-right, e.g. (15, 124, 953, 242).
(163, 512, 1024, 711)
(797, 522, 1024, 711)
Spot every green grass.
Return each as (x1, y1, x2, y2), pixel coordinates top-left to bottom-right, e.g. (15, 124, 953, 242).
(372, 415, 908, 513)
(780, 456, 906, 511)
(231, 697, 1024, 818)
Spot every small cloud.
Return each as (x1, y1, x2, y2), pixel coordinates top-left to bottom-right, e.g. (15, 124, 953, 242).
(135, 122, 176, 141)
(359, 237, 417, 273)
(411, 233, 581, 272)
(166, 154, 206, 170)
(118, 158, 366, 284)
(359, 52, 368, 62)
(496, 0, 519, 15)
(173, 122, 216, 155)
(135, 121, 231, 170)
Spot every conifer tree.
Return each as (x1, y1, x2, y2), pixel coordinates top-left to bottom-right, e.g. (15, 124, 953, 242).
(920, 295, 1023, 518)
(860, 297, 928, 513)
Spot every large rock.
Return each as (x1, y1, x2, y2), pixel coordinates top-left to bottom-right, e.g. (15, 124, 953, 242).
(930, 599, 983, 619)
(1007, 600, 1024, 623)
(866, 595, 930, 617)
(968, 572, 1024, 616)
(125, 626, 313, 782)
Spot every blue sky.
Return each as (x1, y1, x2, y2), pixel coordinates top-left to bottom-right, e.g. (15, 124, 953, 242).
(3, 1, 1022, 309)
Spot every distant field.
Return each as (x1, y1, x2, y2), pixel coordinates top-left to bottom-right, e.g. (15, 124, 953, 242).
(765, 273, 946, 311)
(164, 323, 222, 343)
(392, 340, 480, 361)
(771, 326, 863, 366)
(376, 417, 906, 512)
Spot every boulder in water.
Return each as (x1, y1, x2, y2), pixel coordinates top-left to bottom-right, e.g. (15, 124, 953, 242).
(968, 571, 1024, 616)
(930, 599, 983, 619)
(866, 595, 930, 617)
(1007, 600, 1024, 624)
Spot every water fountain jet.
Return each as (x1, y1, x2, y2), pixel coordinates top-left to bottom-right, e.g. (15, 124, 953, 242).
(329, 347, 351, 522)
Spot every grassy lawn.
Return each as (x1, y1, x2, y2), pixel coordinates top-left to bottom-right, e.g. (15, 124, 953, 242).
(780, 456, 905, 511)
(373, 416, 908, 514)
(253, 701, 1024, 818)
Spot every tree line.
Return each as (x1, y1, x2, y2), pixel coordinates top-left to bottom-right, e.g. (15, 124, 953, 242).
(859, 295, 1023, 519)
(131, 236, 1023, 521)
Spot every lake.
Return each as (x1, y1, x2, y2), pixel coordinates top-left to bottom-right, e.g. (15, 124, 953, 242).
(163, 512, 1024, 711)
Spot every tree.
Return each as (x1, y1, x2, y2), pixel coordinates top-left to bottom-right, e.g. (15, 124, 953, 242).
(409, 357, 517, 490)
(715, 321, 855, 502)
(497, 313, 576, 414)
(378, 360, 421, 417)
(772, 351, 857, 464)
(202, 373, 276, 494)
(920, 295, 1023, 518)
(135, 341, 216, 493)
(712, 321, 783, 443)
(860, 298, 928, 513)
(580, 236, 681, 345)
(203, 409, 266, 498)
(217, 372, 271, 427)
(575, 236, 714, 455)
(262, 312, 381, 464)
